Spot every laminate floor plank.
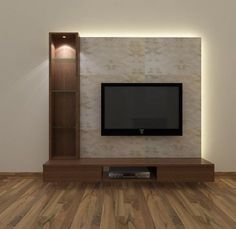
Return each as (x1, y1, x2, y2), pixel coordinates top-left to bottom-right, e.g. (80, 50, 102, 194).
(119, 183, 151, 229)
(141, 183, 184, 229)
(0, 176, 235, 229)
(70, 183, 103, 229)
(0, 179, 43, 227)
(100, 183, 117, 229)
(49, 183, 86, 229)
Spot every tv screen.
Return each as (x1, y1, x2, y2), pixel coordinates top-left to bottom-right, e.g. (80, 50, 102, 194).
(101, 83, 182, 136)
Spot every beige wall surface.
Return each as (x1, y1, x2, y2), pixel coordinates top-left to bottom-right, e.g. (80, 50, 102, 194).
(0, 1, 235, 172)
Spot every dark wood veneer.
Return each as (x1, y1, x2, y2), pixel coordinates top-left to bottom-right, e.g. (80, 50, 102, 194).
(157, 165, 214, 182)
(44, 158, 212, 166)
(51, 60, 76, 90)
(52, 128, 76, 158)
(52, 92, 76, 128)
(49, 32, 79, 160)
(43, 158, 214, 182)
(44, 165, 102, 182)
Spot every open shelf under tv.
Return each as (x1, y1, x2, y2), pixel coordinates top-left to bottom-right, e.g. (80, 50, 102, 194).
(102, 166, 157, 181)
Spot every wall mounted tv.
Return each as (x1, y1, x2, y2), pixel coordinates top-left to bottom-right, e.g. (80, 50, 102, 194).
(101, 83, 183, 136)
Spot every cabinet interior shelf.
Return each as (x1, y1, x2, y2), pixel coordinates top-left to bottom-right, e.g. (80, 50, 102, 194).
(51, 90, 76, 93)
(52, 58, 76, 61)
(52, 156, 77, 160)
(52, 126, 76, 129)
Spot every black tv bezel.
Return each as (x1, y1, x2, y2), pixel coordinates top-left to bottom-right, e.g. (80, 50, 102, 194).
(101, 83, 183, 136)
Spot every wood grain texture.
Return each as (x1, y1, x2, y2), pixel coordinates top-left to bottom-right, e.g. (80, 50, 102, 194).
(52, 92, 76, 128)
(0, 175, 235, 228)
(157, 165, 214, 182)
(49, 32, 79, 160)
(44, 158, 213, 166)
(43, 158, 214, 182)
(43, 165, 102, 182)
(51, 60, 77, 90)
(215, 172, 236, 177)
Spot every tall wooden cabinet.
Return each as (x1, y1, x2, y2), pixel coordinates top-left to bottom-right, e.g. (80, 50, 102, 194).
(49, 33, 79, 159)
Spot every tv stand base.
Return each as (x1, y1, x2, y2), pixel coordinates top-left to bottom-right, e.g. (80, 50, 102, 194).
(43, 158, 214, 182)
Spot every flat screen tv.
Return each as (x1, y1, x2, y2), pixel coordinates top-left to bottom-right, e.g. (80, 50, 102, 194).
(101, 83, 183, 136)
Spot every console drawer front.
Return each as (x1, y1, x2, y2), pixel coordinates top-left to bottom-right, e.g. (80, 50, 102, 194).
(157, 165, 214, 182)
(43, 165, 102, 181)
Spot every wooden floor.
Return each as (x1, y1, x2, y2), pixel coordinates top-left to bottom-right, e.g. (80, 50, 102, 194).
(0, 175, 235, 229)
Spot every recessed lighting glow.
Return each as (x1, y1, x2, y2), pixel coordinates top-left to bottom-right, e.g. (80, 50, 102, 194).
(62, 35, 67, 39)
(55, 45, 75, 58)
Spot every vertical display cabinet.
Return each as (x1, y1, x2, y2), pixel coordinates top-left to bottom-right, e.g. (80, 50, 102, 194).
(49, 33, 79, 159)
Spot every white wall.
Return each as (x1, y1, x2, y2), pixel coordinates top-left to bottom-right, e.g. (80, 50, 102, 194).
(0, 0, 235, 172)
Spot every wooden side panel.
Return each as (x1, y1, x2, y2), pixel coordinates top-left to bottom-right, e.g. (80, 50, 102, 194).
(52, 129, 76, 157)
(52, 93, 76, 127)
(76, 35, 80, 159)
(157, 165, 215, 182)
(51, 60, 76, 90)
(43, 165, 102, 182)
(49, 34, 53, 160)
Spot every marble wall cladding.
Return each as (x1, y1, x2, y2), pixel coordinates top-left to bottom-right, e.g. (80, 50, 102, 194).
(80, 37, 201, 158)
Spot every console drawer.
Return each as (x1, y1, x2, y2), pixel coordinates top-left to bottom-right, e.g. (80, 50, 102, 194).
(157, 165, 214, 182)
(43, 165, 102, 182)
